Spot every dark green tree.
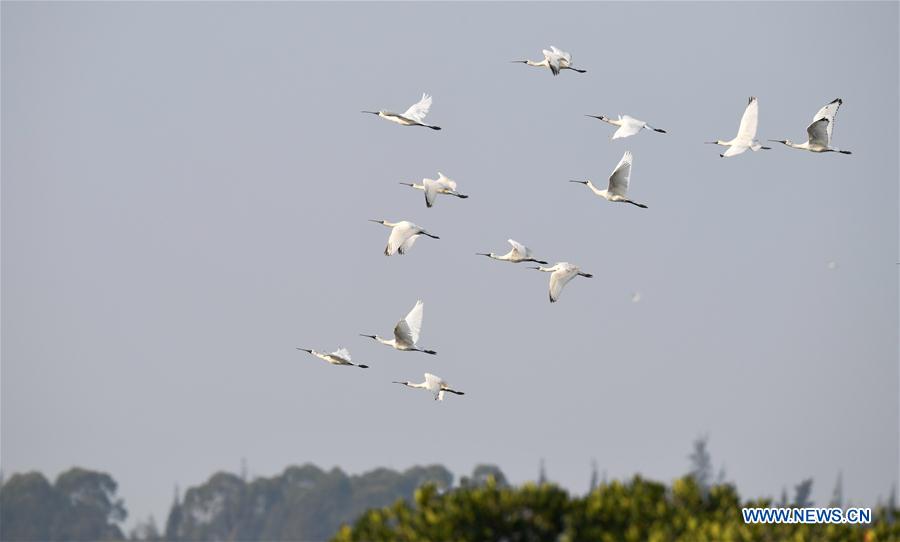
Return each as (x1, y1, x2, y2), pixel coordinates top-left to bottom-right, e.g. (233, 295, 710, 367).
(52, 468, 126, 541)
(0, 472, 61, 541)
(792, 478, 814, 507)
(830, 471, 843, 508)
(163, 486, 183, 542)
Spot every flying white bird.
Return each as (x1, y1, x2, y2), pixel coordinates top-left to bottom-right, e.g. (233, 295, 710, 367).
(393, 373, 465, 401)
(705, 96, 772, 157)
(570, 151, 648, 209)
(369, 220, 439, 256)
(399, 172, 469, 208)
(360, 300, 437, 355)
(477, 239, 548, 264)
(769, 98, 851, 154)
(512, 46, 587, 76)
(586, 114, 667, 139)
(529, 262, 593, 303)
(362, 93, 441, 130)
(296, 347, 369, 368)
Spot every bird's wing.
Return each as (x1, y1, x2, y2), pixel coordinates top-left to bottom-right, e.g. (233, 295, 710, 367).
(547, 55, 561, 76)
(806, 118, 831, 147)
(549, 267, 578, 302)
(394, 300, 423, 345)
(331, 348, 352, 361)
(542, 48, 554, 58)
(507, 239, 529, 259)
(398, 234, 420, 255)
(549, 46, 571, 64)
(736, 96, 759, 141)
(721, 144, 749, 158)
(422, 178, 440, 208)
(612, 122, 643, 139)
(808, 99, 841, 145)
(402, 93, 432, 123)
(425, 373, 443, 400)
(436, 172, 458, 191)
(386, 224, 413, 256)
(607, 151, 633, 196)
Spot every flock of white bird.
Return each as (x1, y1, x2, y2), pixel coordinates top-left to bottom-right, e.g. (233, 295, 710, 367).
(299, 45, 852, 402)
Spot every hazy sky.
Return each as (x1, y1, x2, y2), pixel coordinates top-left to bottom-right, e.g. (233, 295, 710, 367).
(2, 1, 897, 530)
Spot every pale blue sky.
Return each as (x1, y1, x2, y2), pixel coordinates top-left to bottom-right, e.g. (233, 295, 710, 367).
(2, 1, 897, 530)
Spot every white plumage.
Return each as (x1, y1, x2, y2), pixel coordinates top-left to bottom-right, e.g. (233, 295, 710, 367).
(530, 262, 593, 303)
(769, 98, 851, 154)
(296, 347, 369, 368)
(706, 96, 771, 158)
(513, 45, 587, 76)
(393, 373, 465, 401)
(570, 151, 648, 209)
(477, 239, 548, 264)
(369, 219, 439, 256)
(400, 172, 469, 208)
(587, 114, 666, 139)
(362, 93, 441, 130)
(360, 300, 437, 355)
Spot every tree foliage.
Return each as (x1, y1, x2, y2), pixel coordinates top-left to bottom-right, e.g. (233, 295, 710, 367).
(0, 468, 125, 541)
(335, 475, 900, 542)
(161, 463, 453, 542)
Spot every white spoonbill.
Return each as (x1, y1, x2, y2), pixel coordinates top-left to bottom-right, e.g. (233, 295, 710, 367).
(296, 347, 369, 368)
(362, 93, 441, 130)
(512, 46, 587, 76)
(399, 172, 469, 208)
(769, 98, 851, 154)
(570, 151, 648, 209)
(360, 300, 437, 355)
(586, 114, 666, 139)
(705, 96, 771, 157)
(529, 262, 593, 303)
(393, 373, 465, 401)
(369, 220, 439, 256)
(477, 239, 548, 264)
